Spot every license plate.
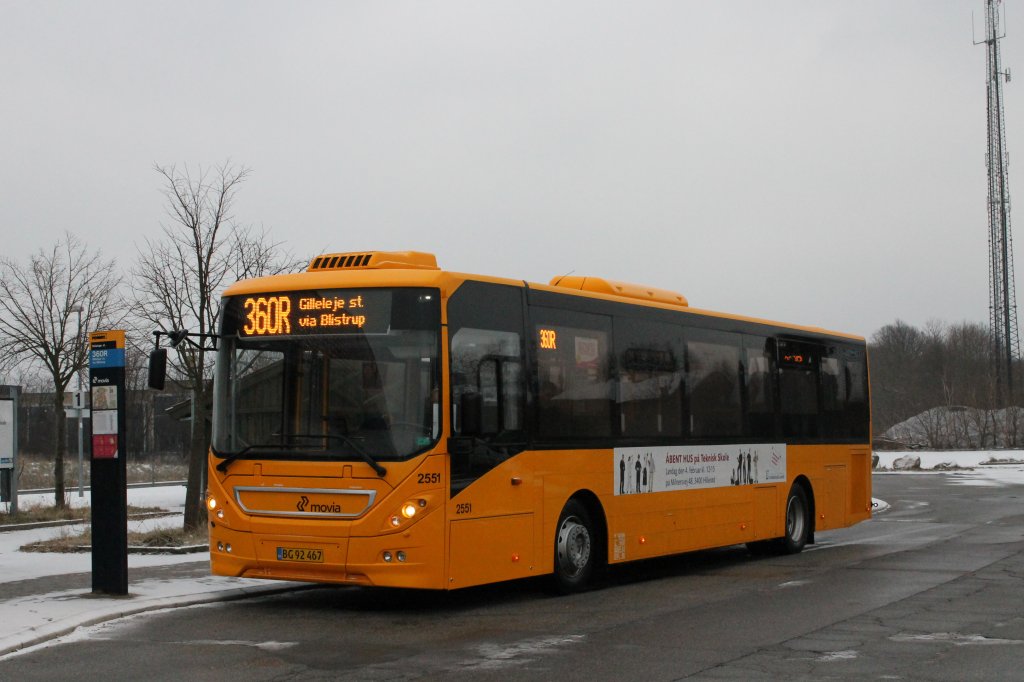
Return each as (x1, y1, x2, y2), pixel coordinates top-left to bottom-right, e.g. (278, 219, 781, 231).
(277, 547, 324, 563)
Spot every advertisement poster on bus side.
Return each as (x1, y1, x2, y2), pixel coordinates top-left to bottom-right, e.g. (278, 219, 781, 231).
(613, 443, 786, 496)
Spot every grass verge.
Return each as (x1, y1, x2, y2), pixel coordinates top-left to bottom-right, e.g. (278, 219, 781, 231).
(20, 524, 209, 553)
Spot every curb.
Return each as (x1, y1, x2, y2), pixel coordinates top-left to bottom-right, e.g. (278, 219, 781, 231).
(1, 511, 180, 534)
(0, 582, 312, 658)
(17, 482, 187, 496)
(62, 545, 209, 555)
(35, 545, 209, 555)
(0, 519, 87, 533)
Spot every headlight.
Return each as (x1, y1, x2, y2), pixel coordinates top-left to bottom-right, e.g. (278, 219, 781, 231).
(384, 497, 431, 532)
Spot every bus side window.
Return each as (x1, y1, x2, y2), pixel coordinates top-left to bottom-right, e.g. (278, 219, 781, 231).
(844, 349, 869, 439)
(533, 313, 613, 441)
(827, 344, 869, 440)
(615, 318, 684, 439)
(687, 331, 743, 438)
(820, 352, 844, 437)
(778, 339, 821, 439)
(451, 330, 523, 438)
(744, 336, 776, 438)
(447, 281, 526, 491)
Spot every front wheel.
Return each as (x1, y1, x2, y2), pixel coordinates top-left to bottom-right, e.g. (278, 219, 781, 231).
(553, 499, 597, 593)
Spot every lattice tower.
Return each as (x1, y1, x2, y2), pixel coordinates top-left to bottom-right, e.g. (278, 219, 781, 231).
(982, 0, 1019, 402)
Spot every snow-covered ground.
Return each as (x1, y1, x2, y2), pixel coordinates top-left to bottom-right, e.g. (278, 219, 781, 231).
(0, 485, 201, 583)
(874, 449, 1024, 487)
(4, 482, 187, 514)
(0, 484, 299, 658)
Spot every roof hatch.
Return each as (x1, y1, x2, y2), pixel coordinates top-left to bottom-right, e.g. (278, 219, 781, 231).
(549, 275, 688, 307)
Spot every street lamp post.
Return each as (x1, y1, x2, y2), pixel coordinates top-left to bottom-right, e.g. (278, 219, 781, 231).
(71, 305, 85, 497)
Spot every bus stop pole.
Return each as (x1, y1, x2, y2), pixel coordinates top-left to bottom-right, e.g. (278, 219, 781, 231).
(89, 330, 128, 596)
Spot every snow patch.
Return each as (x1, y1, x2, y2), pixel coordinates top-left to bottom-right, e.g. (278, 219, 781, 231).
(464, 634, 586, 670)
(817, 650, 858, 662)
(889, 632, 1023, 646)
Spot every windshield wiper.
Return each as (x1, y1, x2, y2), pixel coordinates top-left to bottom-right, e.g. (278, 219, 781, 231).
(214, 434, 388, 477)
(283, 433, 388, 477)
(214, 442, 304, 473)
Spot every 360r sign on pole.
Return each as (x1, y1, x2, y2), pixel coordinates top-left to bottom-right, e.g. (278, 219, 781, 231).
(89, 329, 127, 595)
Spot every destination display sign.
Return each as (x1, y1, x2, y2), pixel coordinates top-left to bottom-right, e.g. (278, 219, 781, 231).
(777, 339, 818, 368)
(223, 289, 394, 337)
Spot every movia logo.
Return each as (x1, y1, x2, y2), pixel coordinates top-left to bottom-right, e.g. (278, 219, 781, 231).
(296, 495, 342, 514)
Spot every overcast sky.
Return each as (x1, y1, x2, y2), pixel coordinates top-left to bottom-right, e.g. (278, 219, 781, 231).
(3, 1, 1021, 338)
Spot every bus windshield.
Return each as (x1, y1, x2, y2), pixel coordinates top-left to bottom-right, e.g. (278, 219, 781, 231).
(212, 288, 441, 464)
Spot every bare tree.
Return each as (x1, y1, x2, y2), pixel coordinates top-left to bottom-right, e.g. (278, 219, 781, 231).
(132, 162, 299, 530)
(869, 320, 929, 437)
(871, 318, 1008, 449)
(0, 233, 121, 507)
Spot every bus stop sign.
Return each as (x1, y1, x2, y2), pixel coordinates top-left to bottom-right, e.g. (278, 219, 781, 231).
(89, 330, 128, 595)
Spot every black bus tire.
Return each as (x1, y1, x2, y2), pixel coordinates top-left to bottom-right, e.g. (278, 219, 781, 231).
(553, 499, 596, 593)
(779, 484, 810, 554)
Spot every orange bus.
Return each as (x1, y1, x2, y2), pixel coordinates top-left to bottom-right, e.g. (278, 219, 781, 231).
(207, 251, 871, 592)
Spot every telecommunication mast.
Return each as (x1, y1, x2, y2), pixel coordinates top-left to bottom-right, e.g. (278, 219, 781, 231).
(980, 0, 1019, 402)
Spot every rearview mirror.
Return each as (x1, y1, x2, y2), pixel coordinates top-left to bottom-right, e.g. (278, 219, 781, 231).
(148, 348, 167, 390)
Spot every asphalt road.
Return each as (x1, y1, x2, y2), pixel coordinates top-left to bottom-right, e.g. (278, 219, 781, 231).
(5, 472, 1023, 681)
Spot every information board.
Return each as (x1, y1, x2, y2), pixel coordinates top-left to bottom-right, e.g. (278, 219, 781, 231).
(0, 399, 13, 469)
(89, 332, 125, 459)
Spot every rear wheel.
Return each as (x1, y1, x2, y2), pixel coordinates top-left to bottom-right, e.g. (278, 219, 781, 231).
(746, 484, 811, 557)
(779, 484, 810, 554)
(553, 499, 596, 593)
